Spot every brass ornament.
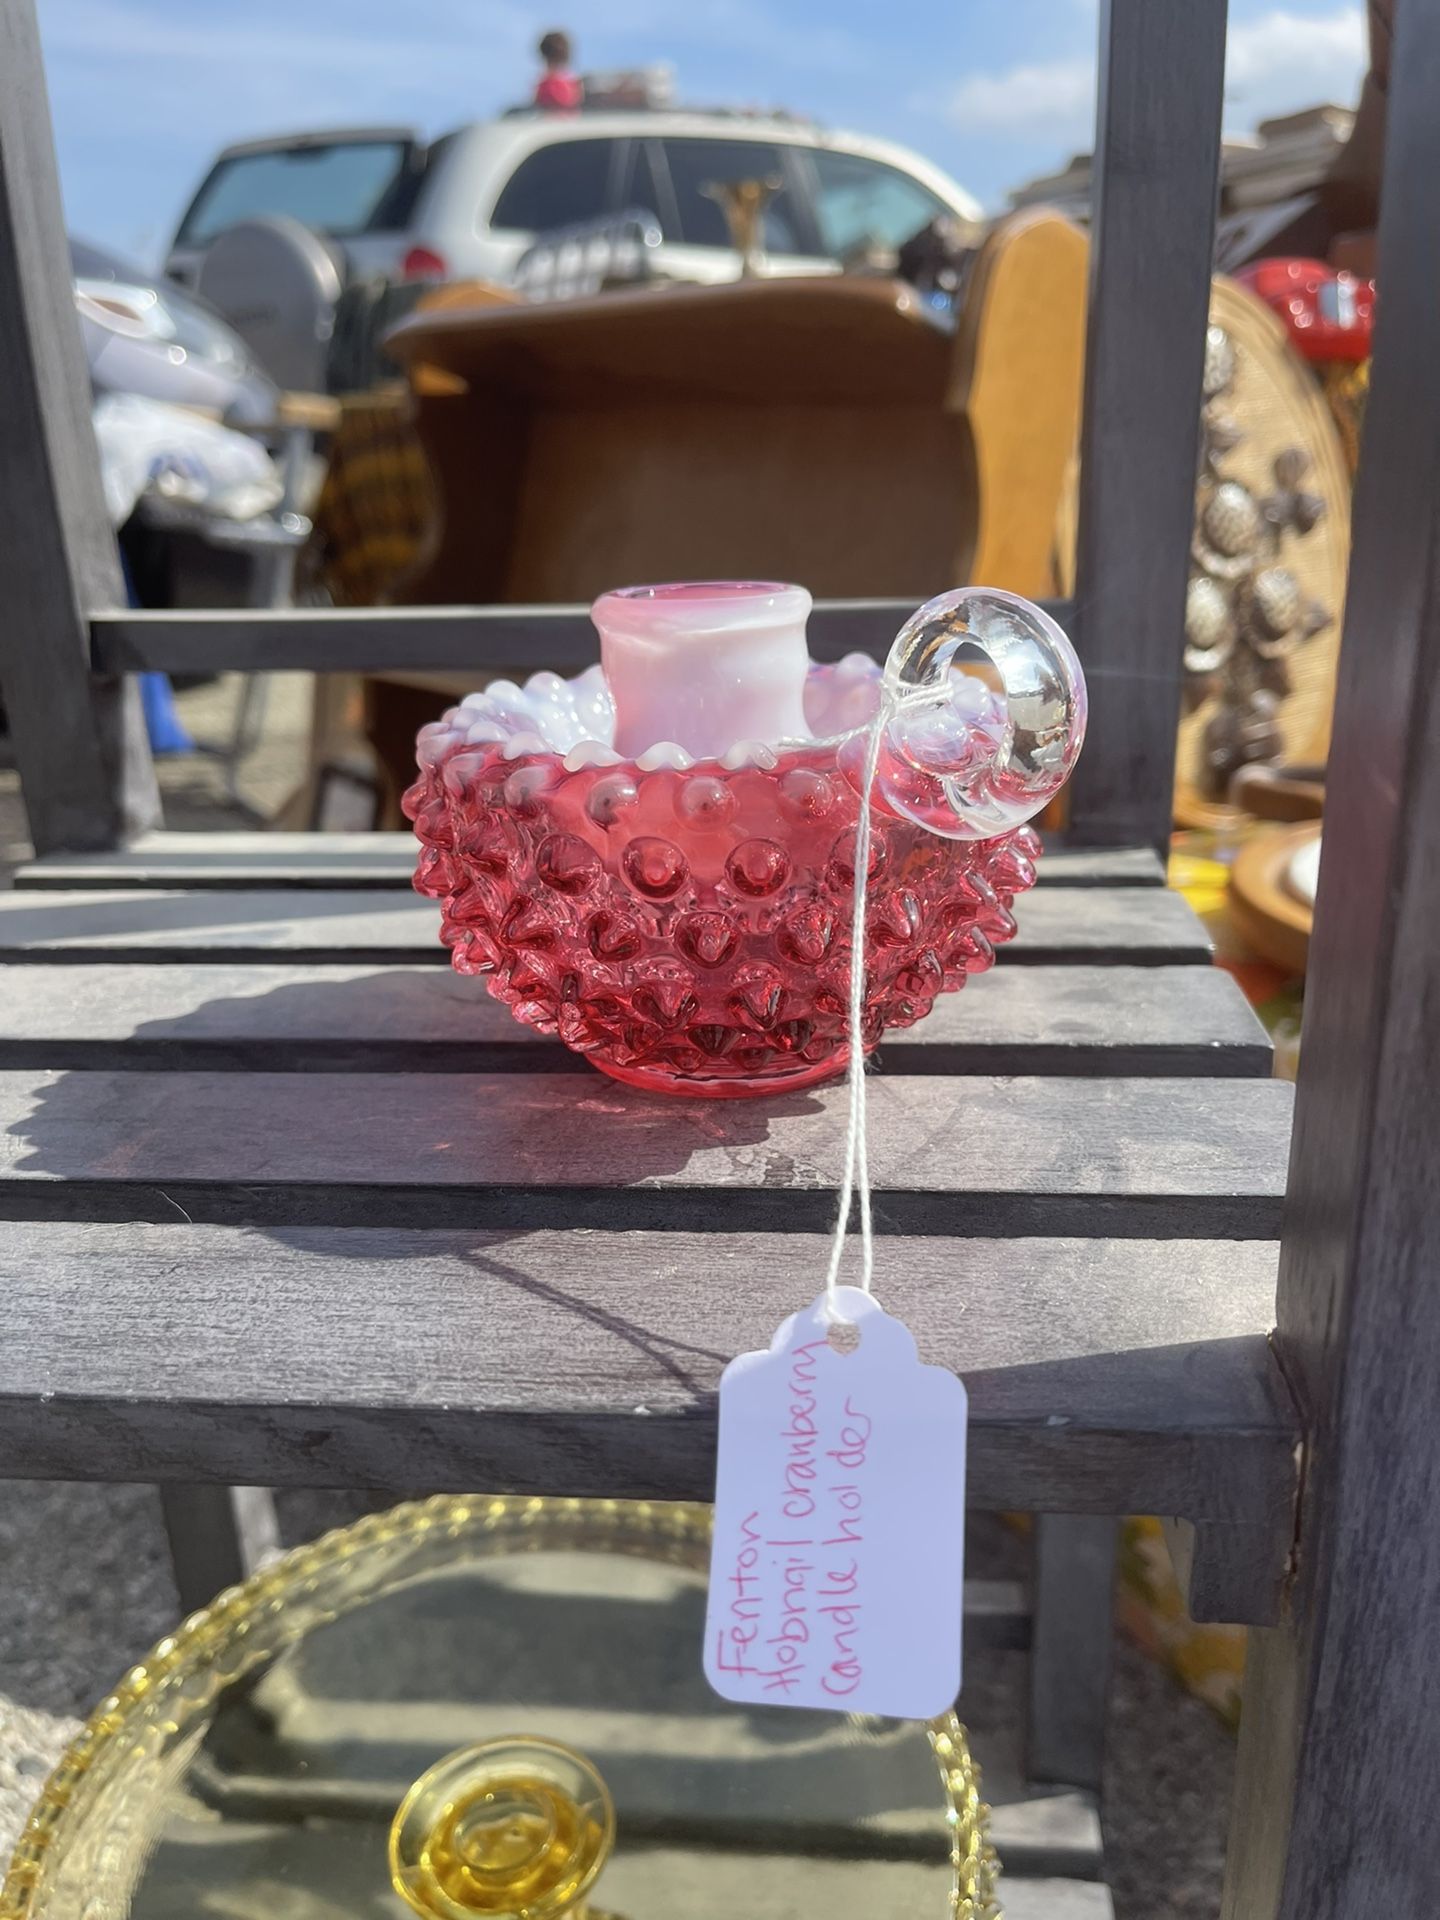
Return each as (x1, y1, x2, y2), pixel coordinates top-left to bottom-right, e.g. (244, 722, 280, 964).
(1187, 323, 1332, 801)
(700, 176, 784, 278)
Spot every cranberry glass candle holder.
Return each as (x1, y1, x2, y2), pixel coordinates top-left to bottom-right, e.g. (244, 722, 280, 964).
(404, 583, 1086, 1097)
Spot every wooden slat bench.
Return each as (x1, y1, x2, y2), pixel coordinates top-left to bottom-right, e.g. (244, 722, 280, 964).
(0, 1, 1259, 1908)
(10, 0, 1440, 1910)
(0, 829, 1289, 1912)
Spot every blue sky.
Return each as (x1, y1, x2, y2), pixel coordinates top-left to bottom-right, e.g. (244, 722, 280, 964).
(39, 0, 1366, 263)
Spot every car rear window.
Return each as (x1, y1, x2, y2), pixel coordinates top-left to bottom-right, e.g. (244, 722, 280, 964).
(490, 139, 617, 233)
(174, 138, 417, 248)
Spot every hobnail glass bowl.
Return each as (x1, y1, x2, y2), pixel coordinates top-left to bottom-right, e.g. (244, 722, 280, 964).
(402, 581, 1077, 1097)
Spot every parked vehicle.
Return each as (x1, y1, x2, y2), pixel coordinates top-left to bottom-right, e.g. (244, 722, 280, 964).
(163, 111, 984, 293)
(71, 236, 306, 616)
(72, 237, 277, 423)
(68, 239, 296, 757)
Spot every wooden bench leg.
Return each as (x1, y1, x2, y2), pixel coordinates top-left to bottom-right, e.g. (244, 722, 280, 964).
(1026, 1514, 1117, 1792)
(159, 1486, 280, 1615)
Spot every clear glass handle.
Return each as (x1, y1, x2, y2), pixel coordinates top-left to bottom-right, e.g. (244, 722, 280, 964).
(864, 587, 1087, 841)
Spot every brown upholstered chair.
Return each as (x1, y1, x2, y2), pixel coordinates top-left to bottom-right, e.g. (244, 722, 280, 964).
(358, 213, 1089, 817)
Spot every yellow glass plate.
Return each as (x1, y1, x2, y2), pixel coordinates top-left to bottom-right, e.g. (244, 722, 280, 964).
(3, 1495, 999, 1920)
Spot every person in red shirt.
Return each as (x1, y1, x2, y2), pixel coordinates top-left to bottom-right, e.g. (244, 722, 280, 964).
(534, 30, 582, 112)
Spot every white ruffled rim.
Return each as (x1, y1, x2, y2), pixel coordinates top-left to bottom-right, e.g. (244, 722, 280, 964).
(420, 653, 894, 775)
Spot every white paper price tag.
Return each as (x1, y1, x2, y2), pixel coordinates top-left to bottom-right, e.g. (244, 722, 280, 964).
(704, 1285, 968, 1721)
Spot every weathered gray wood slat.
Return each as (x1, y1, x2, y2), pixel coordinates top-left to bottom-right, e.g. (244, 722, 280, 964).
(0, 0, 158, 853)
(1222, 1, 1440, 1908)
(14, 832, 1166, 892)
(88, 599, 1076, 677)
(1161, 1511, 1288, 1637)
(0, 1067, 1292, 1237)
(0, 885, 1211, 966)
(1026, 1517, 1116, 1793)
(15, 832, 429, 891)
(0, 961, 1271, 1078)
(1064, 0, 1227, 854)
(0, 1221, 1296, 1622)
(964, 1579, 1033, 1656)
(158, 1484, 279, 1615)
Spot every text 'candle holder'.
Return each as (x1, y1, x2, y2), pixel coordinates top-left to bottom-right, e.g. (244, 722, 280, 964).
(404, 583, 1086, 1096)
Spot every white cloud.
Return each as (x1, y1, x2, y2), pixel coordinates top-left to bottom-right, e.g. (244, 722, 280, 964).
(944, 56, 1094, 144)
(938, 5, 1364, 147)
(39, 0, 869, 170)
(1225, 7, 1366, 108)
(40, 0, 536, 133)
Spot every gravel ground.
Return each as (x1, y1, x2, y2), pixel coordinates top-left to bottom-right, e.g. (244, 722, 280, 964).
(0, 673, 1237, 1915)
(0, 670, 318, 865)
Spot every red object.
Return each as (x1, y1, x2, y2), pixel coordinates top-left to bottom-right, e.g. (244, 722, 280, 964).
(400, 245, 449, 283)
(403, 668, 1040, 1098)
(534, 70, 582, 111)
(1234, 257, 1375, 363)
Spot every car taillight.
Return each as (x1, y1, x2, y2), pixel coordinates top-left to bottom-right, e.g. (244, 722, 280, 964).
(401, 245, 449, 283)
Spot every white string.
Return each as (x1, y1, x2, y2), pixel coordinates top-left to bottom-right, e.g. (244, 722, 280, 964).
(822, 697, 893, 1320)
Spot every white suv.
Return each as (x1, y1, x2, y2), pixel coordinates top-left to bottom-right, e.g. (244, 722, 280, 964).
(164, 112, 983, 292)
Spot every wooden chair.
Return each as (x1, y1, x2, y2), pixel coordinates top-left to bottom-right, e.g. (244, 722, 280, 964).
(348, 213, 1088, 819)
(3, 0, 1438, 1910)
(382, 218, 1086, 610)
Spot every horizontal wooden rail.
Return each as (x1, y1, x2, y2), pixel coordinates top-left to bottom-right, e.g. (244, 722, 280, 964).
(89, 599, 1076, 677)
(0, 1222, 1298, 1622)
(0, 960, 1270, 1079)
(15, 831, 1167, 892)
(0, 884, 1213, 969)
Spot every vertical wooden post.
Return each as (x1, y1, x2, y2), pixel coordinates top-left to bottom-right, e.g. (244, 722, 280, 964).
(0, 0, 158, 853)
(159, 1486, 281, 1615)
(1065, 0, 1227, 855)
(1222, 2, 1440, 1911)
(1026, 1514, 1116, 1793)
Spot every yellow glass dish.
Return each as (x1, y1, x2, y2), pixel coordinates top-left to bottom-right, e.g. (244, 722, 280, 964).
(2, 1495, 1000, 1920)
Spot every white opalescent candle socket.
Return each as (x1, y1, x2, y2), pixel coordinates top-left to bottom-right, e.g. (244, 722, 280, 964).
(592, 581, 815, 761)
